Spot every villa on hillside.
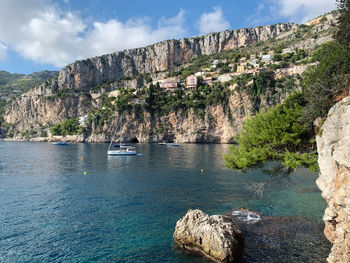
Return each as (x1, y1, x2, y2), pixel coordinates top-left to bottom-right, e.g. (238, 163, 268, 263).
(159, 77, 180, 90)
(237, 65, 247, 73)
(130, 98, 146, 104)
(282, 48, 294, 54)
(186, 75, 197, 89)
(78, 116, 88, 127)
(249, 59, 259, 68)
(261, 54, 273, 63)
(203, 77, 213, 86)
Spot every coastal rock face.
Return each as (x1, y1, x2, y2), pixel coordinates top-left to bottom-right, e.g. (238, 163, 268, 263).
(56, 23, 297, 92)
(4, 82, 288, 143)
(2, 22, 300, 142)
(316, 96, 350, 263)
(173, 209, 244, 263)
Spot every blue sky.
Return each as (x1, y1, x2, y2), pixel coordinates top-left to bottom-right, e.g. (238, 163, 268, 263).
(0, 0, 337, 74)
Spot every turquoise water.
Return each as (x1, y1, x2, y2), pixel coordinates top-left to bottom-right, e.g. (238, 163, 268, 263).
(0, 142, 329, 262)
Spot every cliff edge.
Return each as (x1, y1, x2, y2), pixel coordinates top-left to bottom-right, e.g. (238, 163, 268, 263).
(316, 96, 350, 263)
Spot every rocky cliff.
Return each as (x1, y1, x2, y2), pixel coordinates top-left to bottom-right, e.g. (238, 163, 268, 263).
(55, 23, 297, 92)
(2, 21, 301, 141)
(316, 96, 350, 263)
(4, 82, 288, 143)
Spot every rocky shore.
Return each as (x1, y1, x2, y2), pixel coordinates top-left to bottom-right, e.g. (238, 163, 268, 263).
(174, 209, 330, 263)
(316, 96, 350, 263)
(173, 209, 244, 263)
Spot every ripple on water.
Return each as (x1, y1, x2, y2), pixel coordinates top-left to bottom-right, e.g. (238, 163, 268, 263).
(0, 142, 329, 263)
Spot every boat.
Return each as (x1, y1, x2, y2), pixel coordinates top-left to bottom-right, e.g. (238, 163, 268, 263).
(158, 142, 180, 147)
(107, 116, 137, 156)
(52, 141, 69, 146)
(107, 145, 137, 155)
(168, 143, 180, 147)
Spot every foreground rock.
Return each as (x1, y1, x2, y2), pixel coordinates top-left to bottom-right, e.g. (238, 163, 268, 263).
(173, 209, 244, 263)
(317, 96, 350, 263)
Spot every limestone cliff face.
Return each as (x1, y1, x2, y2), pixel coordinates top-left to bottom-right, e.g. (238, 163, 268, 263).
(4, 83, 287, 143)
(316, 96, 350, 263)
(55, 23, 296, 92)
(3, 22, 297, 141)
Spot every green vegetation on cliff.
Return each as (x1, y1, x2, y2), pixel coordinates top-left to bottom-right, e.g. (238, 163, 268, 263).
(0, 70, 58, 128)
(50, 118, 82, 136)
(224, 93, 317, 175)
(224, 1, 350, 176)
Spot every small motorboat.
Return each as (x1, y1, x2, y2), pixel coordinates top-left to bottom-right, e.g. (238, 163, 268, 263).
(52, 141, 69, 146)
(167, 143, 180, 147)
(158, 142, 180, 147)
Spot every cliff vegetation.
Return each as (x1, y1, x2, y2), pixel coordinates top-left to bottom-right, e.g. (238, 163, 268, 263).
(224, 1, 350, 176)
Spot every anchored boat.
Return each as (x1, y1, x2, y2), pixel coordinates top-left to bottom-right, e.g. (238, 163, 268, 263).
(107, 116, 137, 156)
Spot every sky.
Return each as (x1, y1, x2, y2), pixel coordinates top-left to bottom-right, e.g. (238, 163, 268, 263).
(0, 0, 337, 74)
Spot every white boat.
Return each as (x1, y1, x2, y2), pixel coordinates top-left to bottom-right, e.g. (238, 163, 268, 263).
(107, 145, 137, 155)
(158, 142, 180, 147)
(167, 143, 180, 147)
(107, 116, 137, 156)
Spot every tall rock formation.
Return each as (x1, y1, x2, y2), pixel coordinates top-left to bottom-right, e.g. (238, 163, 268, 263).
(2, 22, 299, 141)
(316, 96, 350, 263)
(55, 23, 296, 92)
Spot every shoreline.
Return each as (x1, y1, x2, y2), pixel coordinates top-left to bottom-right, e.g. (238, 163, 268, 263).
(0, 136, 234, 144)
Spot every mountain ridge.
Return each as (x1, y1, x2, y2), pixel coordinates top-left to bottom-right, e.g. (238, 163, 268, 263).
(0, 12, 338, 142)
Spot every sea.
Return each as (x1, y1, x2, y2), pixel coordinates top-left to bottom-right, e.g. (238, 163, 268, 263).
(0, 142, 330, 263)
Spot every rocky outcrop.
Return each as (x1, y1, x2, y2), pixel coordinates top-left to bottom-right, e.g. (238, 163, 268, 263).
(173, 209, 244, 263)
(3, 81, 289, 143)
(55, 23, 297, 92)
(316, 96, 350, 263)
(2, 14, 337, 141)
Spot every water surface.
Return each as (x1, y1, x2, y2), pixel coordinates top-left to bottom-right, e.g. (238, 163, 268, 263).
(0, 142, 329, 262)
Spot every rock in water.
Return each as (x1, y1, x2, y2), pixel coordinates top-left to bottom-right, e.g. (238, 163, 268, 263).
(173, 209, 244, 263)
(317, 96, 350, 263)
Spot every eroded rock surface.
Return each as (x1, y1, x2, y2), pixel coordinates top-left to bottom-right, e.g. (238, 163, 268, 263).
(316, 96, 350, 263)
(173, 209, 244, 263)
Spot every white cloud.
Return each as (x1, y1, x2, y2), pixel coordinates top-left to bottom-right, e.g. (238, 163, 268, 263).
(0, 0, 187, 67)
(197, 7, 230, 34)
(275, 0, 337, 23)
(0, 42, 8, 61)
(249, 0, 337, 25)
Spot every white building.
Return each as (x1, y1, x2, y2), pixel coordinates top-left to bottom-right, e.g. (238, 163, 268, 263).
(78, 116, 88, 127)
(186, 75, 197, 89)
(261, 54, 273, 63)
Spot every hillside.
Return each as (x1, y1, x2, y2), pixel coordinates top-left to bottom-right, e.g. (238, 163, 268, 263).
(0, 70, 59, 100)
(0, 70, 58, 133)
(1, 12, 338, 141)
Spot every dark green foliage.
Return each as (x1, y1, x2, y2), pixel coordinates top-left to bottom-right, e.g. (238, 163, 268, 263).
(224, 3, 350, 177)
(252, 71, 275, 96)
(50, 118, 81, 136)
(224, 93, 318, 173)
(335, 0, 350, 44)
(274, 44, 285, 54)
(302, 41, 350, 126)
(0, 98, 6, 124)
(0, 70, 58, 98)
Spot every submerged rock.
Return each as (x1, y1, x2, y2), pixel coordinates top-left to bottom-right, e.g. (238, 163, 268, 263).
(173, 209, 244, 263)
